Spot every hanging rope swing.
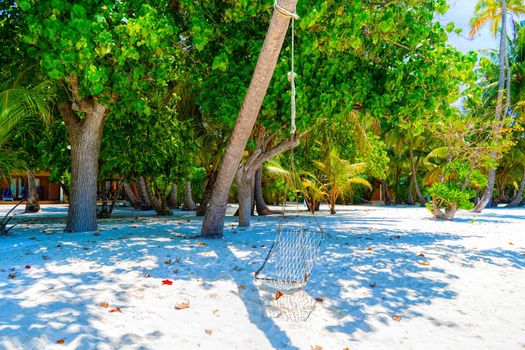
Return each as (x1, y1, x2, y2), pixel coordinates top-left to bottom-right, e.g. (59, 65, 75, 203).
(254, 2, 325, 292)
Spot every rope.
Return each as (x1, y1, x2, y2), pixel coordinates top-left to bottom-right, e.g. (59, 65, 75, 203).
(273, 1, 299, 20)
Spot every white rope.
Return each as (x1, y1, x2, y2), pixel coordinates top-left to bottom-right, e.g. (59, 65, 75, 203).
(274, 1, 299, 20)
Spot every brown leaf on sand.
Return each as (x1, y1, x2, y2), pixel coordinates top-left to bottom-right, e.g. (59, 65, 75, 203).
(82, 247, 89, 251)
(196, 242, 208, 247)
(315, 297, 325, 303)
(369, 282, 377, 288)
(56, 339, 65, 344)
(509, 242, 514, 245)
(311, 346, 323, 350)
(175, 301, 190, 310)
(274, 291, 284, 300)
(7, 273, 17, 279)
(109, 307, 122, 313)
(99, 302, 109, 308)
(418, 253, 425, 257)
(144, 273, 152, 278)
(93, 233, 100, 237)
(364, 247, 373, 251)
(391, 315, 402, 321)
(204, 329, 212, 335)
(238, 285, 246, 289)
(343, 348, 350, 350)
(418, 261, 430, 266)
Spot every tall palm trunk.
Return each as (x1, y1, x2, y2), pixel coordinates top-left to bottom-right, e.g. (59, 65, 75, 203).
(138, 176, 152, 210)
(507, 167, 525, 207)
(167, 183, 179, 209)
(201, 0, 299, 237)
(25, 169, 40, 213)
(409, 141, 426, 205)
(182, 181, 196, 211)
(407, 176, 415, 205)
(473, 0, 508, 212)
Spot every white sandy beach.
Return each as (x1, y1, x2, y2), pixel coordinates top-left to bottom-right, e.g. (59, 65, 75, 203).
(0, 204, 524, 350)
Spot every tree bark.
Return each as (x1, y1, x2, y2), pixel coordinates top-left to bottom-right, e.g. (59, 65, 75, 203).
(444, 204, 458, 221)
(58, 87, 107, 232)
(196, 170, 218, 216)
(409, 140, 426, 205)
(138, 176, 152, 210)
(25, 169, 40, 213)
(507, 167, 525, 207)
(407, 176, 415, 205)
(473, 0, 507, 213)
(201, 0, 299, 238)
(123, 182, 141, 209)
(431, 196, 445, 219)
(182, 181, 196, 211)
(236, 168, 255, 226)
(167, 183, 179, 209)
(254, 167, 274, 215)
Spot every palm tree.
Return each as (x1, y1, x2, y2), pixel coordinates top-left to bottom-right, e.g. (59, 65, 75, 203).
(0, 77, 53, 178)
(470, 0, 525, 212)
(313, 148, 371, 214)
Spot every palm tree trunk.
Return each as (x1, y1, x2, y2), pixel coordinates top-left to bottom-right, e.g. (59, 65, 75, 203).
(201, 0, 299, 238)
(408, 141, 426, 205)
(254, 167, 273, 215)
(237, 168, 255, 226)
(473, 0, 507, 213)
(507, 167, 525, 207)
(25, 169, 40, 213)
(407, 176, 415, 205)
(138, 176, 152, 210)
(182, 181, 196, 211)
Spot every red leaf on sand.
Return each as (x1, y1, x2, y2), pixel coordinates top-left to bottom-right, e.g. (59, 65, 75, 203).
(56, 339, 65, 344)
(274, 291, 284, 300)
(24, 265, 31, 269)
(364, 247, 373, 251)
(99, 302, 109, 308)
(109, 307, 122, 313)
(315, 297, 325, 302)
(162, 279, 173, 285)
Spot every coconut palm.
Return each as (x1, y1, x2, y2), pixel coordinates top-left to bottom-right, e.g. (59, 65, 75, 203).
(470, 0, 525, 212)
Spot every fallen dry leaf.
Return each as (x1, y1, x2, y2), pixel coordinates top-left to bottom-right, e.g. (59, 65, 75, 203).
(343, 348, 350, 350)
(43, 256, 49, 260)
(173, 269, 179, 274)
(312, 346, 323, 350)
(204, 329, 212, 335)
(82, 247, 89, 251)
(391, 315, 402, 321)
(99, 302, 109, 308)
(364, 247, 373, 251)
(93, 233, 100, 237)
(369, 282, 377, 288)
(315, 297, 325, 303)
(29, 237, 36, 240)
(196, 242, 207, 247)
(164, 260, 172, 265)
(24, 265, 31, 269)
(7, 273, 17, 279)
(418, 261, 430, 266)
(162, 279, 173, 285)
(238, 285, 246, 289)
(213, 309, 219, 315)
(509, 242, 514, 245)
(274, 291, 284, 300)
(56, 339, 65, 344)
(175, 301, 190, 310)
(144, 273, 152, 278)
(418, 253, 425, 257)
(109, 307, 122, 313)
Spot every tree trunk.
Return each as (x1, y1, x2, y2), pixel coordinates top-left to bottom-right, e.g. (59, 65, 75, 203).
(167, 183, 179, 209)
(237, 168, 255, 227)
(138, 176, 152, 210)
(59, 96, 106, 232)
(25, 169, 40, 213)
(409, 141, 426, 205)
(444, 204, 458, 221)
(182, 181, 196, 211)
(254, 167, 273, 215)
(201, 0, 299, 238)
(507, 167, 525, 207)
(382, 179, 392, 206)
(196, 170, 218, 216)
(431, 196, 445, 219)
(407, 176, 415, 205)
(123, 182, 141, 209)
(473, 0, 507, 213)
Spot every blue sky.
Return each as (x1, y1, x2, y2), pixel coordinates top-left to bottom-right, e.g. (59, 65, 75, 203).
(439, 0, 499, 53)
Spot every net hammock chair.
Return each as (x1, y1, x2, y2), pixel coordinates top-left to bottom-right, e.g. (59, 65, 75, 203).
(254, 2, 324, 292)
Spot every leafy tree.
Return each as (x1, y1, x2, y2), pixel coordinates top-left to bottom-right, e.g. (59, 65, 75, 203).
(19, 1, 184, 231)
